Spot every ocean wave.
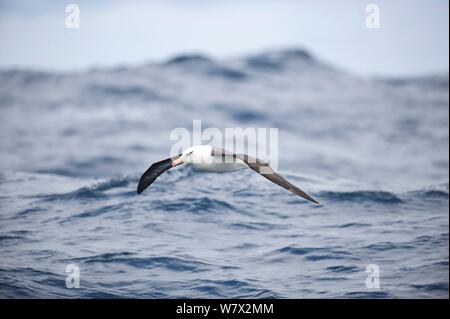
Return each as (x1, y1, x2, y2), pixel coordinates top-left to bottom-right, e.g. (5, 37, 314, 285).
(64, 252, 212, 272)
(13, 170, 449, 207)
(326, 265, 360, 273)
(318, 190, 404, 204)
(152, 196, 235, 213)
(85, 84, 168, 102)
(207, 67, 248, 81)
(36, 175, 136, 202)
(344, 291, 391, 298)
(268, 246, 355, 263)
(0, 235, 30, 244)
(227, 222, 287, 231)
(64, 203, 127, 220)
(0, 266, 66, 298)
(245, 48, 316, 71)
(363, 242, 415, 251)
(0, 230, 32, 244)
(406, 189, 449, 200)
(336, 223, 371, 228)
(163, 53, 248, 81)
(182, 279, 278, 298)
(164, 54, 213, 66)
(410, 282, 449, 293)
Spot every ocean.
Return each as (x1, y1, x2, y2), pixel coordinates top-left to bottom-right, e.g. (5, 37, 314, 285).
(0, 48, 448, 298)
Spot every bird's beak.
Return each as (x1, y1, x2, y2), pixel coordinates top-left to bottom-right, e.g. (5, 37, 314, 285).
(172, 157, 184, 167)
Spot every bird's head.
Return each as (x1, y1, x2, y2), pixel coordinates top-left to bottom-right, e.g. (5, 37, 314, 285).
(171, 145, 212, 166)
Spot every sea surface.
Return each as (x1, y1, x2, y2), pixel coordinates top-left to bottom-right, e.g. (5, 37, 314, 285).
(0, 49, 448, 298)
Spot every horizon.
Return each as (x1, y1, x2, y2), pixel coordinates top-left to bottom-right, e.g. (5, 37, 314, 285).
(0, 0, 448, 77)
(1, 46, 449, 80)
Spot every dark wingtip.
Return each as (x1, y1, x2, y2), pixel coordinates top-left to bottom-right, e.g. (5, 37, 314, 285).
(305, 195, 320, 205)
(295, 189, 320, 204)
(301, 192, 319, 204)
(136, 171, 151, 195)
(136, 177, 149, 194)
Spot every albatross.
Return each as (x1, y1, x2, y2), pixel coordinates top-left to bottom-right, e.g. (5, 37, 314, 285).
(137, 145, 319, 204)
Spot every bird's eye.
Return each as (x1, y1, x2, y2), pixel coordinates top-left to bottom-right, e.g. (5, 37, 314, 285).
(187, 151, 193, 156)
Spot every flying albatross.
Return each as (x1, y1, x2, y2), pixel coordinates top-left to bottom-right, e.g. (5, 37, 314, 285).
(137, 145, 319, 204)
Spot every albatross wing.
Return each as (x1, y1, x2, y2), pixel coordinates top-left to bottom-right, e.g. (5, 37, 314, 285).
(137, 155, 180, 194)
(213, 148, 319, 204)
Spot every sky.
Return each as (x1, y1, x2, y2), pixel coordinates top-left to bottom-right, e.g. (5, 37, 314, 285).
(0, 0, 448, 76)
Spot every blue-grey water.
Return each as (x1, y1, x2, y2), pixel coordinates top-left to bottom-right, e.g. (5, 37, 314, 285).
(0, 49, 448, 298)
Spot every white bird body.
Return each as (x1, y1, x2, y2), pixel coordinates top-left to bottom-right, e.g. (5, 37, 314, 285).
(181, 145, 247, 172)
(191, 161, 246, 172)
